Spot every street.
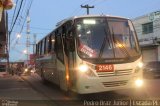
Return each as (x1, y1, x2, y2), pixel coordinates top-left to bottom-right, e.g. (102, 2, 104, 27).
(0, 73, 160, 106)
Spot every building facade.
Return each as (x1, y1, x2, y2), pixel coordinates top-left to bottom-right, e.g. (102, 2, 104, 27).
(133, 10, 160, 63)
(0, 0, 14, 61)
(0, 10, 8, 60)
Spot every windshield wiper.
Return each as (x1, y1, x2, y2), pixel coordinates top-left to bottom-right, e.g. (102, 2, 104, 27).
(98, 18, 131, 60)
(98, 27, 113, 59)
(98, 36, 107, 58)
(98, 18, 117, 59)
(111, 28, 131, 59)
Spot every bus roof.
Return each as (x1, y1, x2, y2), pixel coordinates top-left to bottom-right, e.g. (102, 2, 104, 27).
(56, 14, 129, 28)
(37, 14, 129, 44)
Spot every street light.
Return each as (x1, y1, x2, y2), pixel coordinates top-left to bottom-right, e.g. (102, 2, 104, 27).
(23, 50, 27, 54)
(16, 33, 21, 38)
(23, 49, 29, 70)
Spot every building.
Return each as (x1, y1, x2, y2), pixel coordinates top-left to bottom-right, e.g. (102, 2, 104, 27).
(0, 0, 14, 61)
(133, 10, 160, 63)
(0, 10, 8, 60)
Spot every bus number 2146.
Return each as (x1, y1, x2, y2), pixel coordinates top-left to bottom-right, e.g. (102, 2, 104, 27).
(96, 64, 114, 72)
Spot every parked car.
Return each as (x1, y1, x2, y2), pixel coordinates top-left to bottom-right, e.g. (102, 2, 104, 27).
(143, 61, 160, 79)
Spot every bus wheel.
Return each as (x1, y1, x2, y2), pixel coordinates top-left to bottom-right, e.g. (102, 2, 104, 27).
(64, 89, 77, 97)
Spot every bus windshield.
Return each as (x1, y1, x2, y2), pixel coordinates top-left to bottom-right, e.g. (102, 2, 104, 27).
(76, 17, 141, 61)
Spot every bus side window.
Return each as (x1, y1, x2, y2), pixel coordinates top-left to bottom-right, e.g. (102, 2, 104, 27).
(42, 39, 45, 55)
(51, 33, 55, 53)
(36, 44, 39, 55)
(62, 25, 68, 55)
(48, 35, 52, 53)
(54, 30, 58, 52)
(40, 41, 42, 55)
(38, 43, 40, 56)
(55, 29, 64, 63)
(45, 37, 49, 54)
(64, 21, 75, 52)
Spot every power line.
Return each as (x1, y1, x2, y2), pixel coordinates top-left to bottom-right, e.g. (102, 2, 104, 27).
(10, 0, 34, 47)
(9, 0, 24, 33)
(11, 47, 25, 55)
(10, 31, 48, 35)
(10, 0, 19, 31)
(19, 0, 33, 33)
(8, 23, 52, 30)
(9, 0, 24, 49)
(10, 0, 32, 42)
(19, 0, 27, 18)
(81, 0, 95, 5)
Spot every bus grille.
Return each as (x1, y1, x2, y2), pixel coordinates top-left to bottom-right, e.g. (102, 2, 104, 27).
(97, 69, 133, 77)
(102, 80, 128, 87)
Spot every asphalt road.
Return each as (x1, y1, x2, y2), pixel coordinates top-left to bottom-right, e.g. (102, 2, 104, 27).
(0, 73, 160, 106)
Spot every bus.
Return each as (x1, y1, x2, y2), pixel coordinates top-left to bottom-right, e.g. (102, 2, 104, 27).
(35, 15, 143, 94)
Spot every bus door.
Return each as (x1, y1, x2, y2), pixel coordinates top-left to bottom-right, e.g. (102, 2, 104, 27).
(55, 23, 75, 92)
(55, 28, 69, 91)
(63, 23, 76, 91)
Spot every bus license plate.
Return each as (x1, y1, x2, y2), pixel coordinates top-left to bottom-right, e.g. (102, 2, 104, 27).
(96, 64, 114, 72)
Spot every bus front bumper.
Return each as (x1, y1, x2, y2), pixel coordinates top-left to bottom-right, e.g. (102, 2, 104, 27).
(76, 75, 143, 94)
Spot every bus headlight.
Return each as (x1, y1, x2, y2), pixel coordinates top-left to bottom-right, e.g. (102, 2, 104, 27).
(135, 62, 143, 73)
(78, 64, 96, 77)
(135, 79, 143, 87)
(78, 65, 89, 73)
(138, 62, 143, 68)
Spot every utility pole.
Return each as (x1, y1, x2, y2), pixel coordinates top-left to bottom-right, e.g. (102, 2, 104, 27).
(26, 11, 30, 67)
(81, 4, 94, 15)
(33, 34, 36, 54)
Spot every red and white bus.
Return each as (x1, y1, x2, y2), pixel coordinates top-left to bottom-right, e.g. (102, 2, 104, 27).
(35, 15, 143, 94)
